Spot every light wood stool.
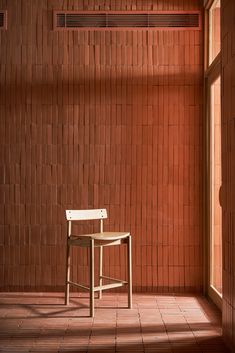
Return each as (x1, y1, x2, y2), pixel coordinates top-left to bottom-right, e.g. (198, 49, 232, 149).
(65, 209, 132, 317)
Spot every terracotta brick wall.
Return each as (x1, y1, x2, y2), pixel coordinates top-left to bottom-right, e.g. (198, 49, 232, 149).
(221, 0, 235, 348)
(0, 0, 204, 292)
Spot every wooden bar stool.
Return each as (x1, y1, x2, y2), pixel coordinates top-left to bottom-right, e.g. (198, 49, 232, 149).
(65, 209, 132, 317)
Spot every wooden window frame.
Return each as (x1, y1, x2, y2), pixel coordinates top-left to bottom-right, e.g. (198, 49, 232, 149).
(204, 0, 222, 310)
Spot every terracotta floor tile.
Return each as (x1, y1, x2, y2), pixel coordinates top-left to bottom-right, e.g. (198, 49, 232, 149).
(0, 293, 229, 353)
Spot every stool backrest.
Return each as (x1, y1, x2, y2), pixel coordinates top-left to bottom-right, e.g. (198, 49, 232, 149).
(66, 209, 107, 221)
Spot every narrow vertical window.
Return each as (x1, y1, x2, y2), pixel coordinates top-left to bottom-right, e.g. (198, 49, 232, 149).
(209, 0, 220, 64)
(210, 75, 222, 297)
(205, 0, 222, 309)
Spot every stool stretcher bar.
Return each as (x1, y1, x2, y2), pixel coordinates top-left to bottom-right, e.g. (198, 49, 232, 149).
(68, 281, 89, 291)
(68, 278, 127, 292)
(100, 275, 128, 284)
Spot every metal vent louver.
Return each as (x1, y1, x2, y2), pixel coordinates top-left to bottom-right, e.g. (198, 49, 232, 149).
(0, 11, 7, 29)
(54, 11, 201, 30)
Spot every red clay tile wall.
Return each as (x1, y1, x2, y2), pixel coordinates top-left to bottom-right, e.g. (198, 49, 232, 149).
(0, 0, 204, 292)
(221, 0, 235, 348)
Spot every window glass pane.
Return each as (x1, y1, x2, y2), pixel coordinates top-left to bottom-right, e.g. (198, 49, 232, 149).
(210, 75, 222, 296)
(209, 0, 220, 64)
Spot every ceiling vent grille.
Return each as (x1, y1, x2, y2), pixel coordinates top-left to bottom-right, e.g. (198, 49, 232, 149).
(53, 11, 201, 30)
(0, 11, 7, 29)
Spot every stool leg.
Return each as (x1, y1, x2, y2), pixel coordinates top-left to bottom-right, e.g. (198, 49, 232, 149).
(98, 246, 103, 299)
(90, 238, 95, 317)
(65, 242, 70, 305)
(127, 235, 132, 309)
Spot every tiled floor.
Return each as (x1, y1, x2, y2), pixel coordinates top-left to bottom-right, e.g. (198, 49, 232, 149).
(0, 293, 230, 353)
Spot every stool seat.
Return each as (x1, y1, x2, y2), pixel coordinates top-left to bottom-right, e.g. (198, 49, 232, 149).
(87, 231, 130, 240)
(69, 232, 130, 247)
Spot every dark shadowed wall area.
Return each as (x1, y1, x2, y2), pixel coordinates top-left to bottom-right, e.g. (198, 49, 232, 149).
(0, 0, 204, 292)
(221, 0, 235, 349)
